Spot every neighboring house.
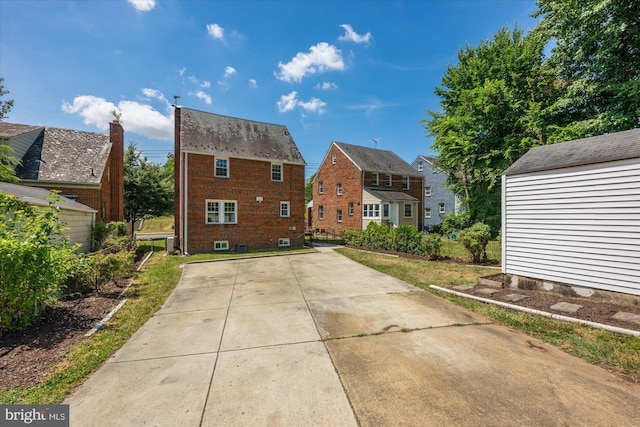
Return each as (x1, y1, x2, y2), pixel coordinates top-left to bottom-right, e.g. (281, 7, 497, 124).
(174, 107, 306, 254)
(412, 155, 463, 230)
(0, 120, 124, 223)
(502, 128, 640, 298)
(312, 142, 423, 236)
(0, 181, 97, 253)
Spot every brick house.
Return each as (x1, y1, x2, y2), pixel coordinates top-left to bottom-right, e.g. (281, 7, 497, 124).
(412, 155, 463, 230)
(174, 107, 306, 254)
(0, 120, 124, 223)
(312, 142, 423, 236)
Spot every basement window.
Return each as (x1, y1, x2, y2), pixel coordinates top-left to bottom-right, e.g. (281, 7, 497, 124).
(214, 241, 229, 251)
(278, 238, 290, 247)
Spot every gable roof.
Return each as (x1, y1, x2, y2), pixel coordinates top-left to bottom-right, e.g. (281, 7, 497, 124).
(0, 181, 96, 213)
(0, 121, 112, 185)
(364, 189, 418, 202)
(18, 127, 111, 184)
(415, 155, 437, 165)
(333, 141, 421, 176)
(178, 107, 305, 165)
(504, 128, 640, 176)
(0, 122, 42, 138)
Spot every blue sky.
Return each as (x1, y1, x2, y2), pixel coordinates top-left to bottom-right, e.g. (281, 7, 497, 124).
(1, 0, 539, 177)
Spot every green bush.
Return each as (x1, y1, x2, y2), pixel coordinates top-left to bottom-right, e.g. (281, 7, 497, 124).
(362, 222, 391, 250)
(0, 193, 78, 332)
(85, 250, 135, 292)
(391, 225, 422, 254)
(458, 222, 492, 263)
(341, 228, 364, 246)
(92, 221, 128, 251)
(421, 233, 443, 260)
(441, 212, 472, 236)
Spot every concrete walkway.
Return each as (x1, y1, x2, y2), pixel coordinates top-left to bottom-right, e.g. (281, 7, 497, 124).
(66, 247, 640, 426)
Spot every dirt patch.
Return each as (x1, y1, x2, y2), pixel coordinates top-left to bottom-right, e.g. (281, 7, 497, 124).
(0, 254, 147, 393)
(454, 286, 640, 333)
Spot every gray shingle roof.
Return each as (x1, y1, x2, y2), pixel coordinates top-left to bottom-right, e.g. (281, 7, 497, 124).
(0, 122, 42, 138)
(0, 182, 96, 212)
(18, 126, 111, 184)
(503, 128, 640, 176)
(364, 189, 418, 202)
(178, 107, 305, 165)
(334, 142, 421, 176)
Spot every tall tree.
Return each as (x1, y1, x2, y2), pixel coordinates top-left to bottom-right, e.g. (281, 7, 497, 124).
(423, 27, 563, 232)
(124, 143, 173, 233)
(0, 78, 20, 183)
(534, 0, 640, 138)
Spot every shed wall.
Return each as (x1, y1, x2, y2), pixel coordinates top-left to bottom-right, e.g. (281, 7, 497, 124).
(59, 209, 94, 253)
(503, 158, 640, 296)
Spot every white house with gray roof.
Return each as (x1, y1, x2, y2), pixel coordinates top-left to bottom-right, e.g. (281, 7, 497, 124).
(502, 128, 640, 298)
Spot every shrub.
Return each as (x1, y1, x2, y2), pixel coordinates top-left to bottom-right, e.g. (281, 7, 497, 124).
(85, 250, 135, 292)
(458, 222, 492, 263)
(362, 222, 391, 250)
(391, 225, 422, 254)
(341, 228, 364, 246)
(92, 221, 128, 251)
(0, 193, 78, 332)
(441, 212, 472, 236)
(421, 233, 443, 260)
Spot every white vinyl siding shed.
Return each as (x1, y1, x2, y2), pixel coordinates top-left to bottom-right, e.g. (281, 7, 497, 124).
(502, 129, 640, 297)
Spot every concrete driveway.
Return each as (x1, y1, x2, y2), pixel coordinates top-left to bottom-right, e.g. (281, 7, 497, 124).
(66, 246, 640, 426)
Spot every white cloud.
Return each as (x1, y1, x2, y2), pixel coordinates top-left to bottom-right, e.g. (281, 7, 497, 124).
(277, 91, 326, 114)
(191, 90, 212, 105)
(275, 42, 345, 83)
(224, 66, 236, 78)
(316, 81, 338, 90)
(200, 80, 211, 88)
(338, 24, 372, 44)
(62, 93, 173, 140)
(127, 0, 156, 12)
(188, 75, 211, 88)
(249, 79, 257, 88)
(298, 97, 327, 114)
(179, 67, 187, 76)
(140, 88, 169, 105)
(207, 23, 224, 40)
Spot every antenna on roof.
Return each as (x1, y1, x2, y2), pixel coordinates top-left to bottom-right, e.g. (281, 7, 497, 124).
(172, 95, 181, 107)
(371, 138, 380, 149)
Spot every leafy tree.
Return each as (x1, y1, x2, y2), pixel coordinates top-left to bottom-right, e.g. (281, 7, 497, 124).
(534, 0, 640, 138)
(124, 143, 173, 233)
(423, 26, 564, 233)
(305, 172, 316, 205)
(0, 78, 20, 183)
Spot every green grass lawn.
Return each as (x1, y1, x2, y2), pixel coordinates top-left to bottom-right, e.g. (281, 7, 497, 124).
(138, 216, 174, 233)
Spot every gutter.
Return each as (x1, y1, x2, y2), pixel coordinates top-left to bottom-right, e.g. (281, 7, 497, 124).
(429, 285, 640, 338)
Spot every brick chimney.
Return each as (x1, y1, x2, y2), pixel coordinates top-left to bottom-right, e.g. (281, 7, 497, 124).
(109, 120, 125, 222)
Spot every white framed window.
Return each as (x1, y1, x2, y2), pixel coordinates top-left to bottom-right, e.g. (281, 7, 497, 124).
(280, 201, 290, 217)
(271, 163, 283, 181)
(372, 173, 379, 186)
(417, 161, 424, 172)
(382, 203, 390, 219)
(363, 203, 380, 218)
(215, 157, 229, 178)
(318, 181, 324, 194)
(206, 200, 237, 224)
(348, 202, 354, 216)
(214, 241, 229, 251)
(404, 203, 413, 218)
(331, 153, 337, 164)
(337, 209, 343, 223)
(336, 183, 342, 195)
(318, 205, 324, 220)
(402, 176, 410, 190)
(439, 203, 445, 214)
(425, 186, 431, 197)
(278, 238, 290, 247)
(386, 175, 392, 186)
(425, 208, 431, 219)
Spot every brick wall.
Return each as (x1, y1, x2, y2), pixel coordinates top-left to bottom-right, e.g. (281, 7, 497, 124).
(107, 121, 124, 222)
(313, 145, 362, 236)
(182, 153, 305, 254)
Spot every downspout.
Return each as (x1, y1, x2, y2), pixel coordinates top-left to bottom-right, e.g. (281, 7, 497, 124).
(183, 152, 189, 255)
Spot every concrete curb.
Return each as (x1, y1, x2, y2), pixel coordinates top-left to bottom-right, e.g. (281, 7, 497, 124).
(430, 285, 640, 337)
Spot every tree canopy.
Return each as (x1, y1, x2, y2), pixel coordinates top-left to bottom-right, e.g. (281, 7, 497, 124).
(0, 78, 20, 183)
(124, 143, 173, 231)
(424, 1, 640, 232)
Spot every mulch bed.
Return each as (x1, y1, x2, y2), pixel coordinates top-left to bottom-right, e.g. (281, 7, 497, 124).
(0, 252, 150, 393)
